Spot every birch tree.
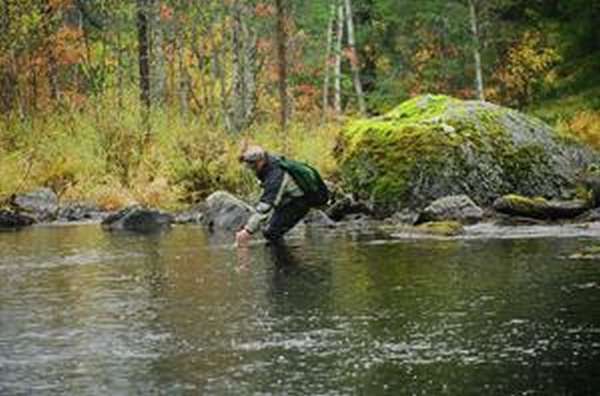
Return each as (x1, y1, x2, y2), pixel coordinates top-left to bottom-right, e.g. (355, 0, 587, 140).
(322, 4, 335, 117)
(468, 0, 485, 100)
(344, 0, 366, 114)
(333, 1, 344, 114)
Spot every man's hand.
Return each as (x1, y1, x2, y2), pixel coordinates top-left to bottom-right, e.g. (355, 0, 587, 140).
(235, 228, 252, 247)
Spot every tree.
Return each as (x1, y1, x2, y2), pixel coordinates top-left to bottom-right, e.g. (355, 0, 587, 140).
(343, 0, 366, 114)
(321, 3, 335, 117)
(274, 0, 289, 132)
(149, 0, 165, 105)
(137, 0, 151, 110)
(468, 0, 484, 100)
(333, 1, 344, 114)
(229, 0, 258, 133)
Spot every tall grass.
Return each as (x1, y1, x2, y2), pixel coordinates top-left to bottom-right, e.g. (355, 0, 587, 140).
(0, 90, 341, 210)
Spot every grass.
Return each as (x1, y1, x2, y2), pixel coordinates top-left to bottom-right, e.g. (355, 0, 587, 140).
(0, 90, 341, 210)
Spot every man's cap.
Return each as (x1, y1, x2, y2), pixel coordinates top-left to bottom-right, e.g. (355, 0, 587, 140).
(239, 145, 266, 163)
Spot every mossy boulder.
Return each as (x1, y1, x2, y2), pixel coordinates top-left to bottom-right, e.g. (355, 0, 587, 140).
(336, 95, 596, 215)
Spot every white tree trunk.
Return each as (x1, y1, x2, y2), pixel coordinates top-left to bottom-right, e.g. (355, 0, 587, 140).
(468, 0, 485, 101)
(344, 0, 366, 114)
(322, 4, 335, 117)
(333, 1, 344, 114)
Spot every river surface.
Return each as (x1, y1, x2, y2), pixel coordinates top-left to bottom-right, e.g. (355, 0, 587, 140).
(1, 224, 599, 395)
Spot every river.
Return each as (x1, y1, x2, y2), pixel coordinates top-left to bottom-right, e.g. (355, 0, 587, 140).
(1, 224, 599, 395)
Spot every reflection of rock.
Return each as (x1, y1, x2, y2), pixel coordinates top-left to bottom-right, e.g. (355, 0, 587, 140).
(417, 195, 483, 224)
(390, 221, 464, 238)
(493, 194, 589, 220)
(0, 210, 35, 230)
(416, 221, 464, 236)
(569, 245, 600, 260)
(101, 207, 173, 233)
(11, 188, 58, 221)
(203, 191, 254, 232)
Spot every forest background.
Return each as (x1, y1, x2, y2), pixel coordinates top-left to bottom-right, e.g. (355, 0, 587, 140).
(0, 0, 598, 210)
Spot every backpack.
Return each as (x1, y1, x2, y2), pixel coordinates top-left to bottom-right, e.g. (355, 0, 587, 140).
(277, 157, 330, 207)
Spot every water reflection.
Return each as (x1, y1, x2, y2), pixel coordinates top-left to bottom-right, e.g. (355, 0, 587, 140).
(1, 225, 599, 395)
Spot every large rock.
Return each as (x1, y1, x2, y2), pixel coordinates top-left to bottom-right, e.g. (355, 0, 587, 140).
(0, 210, 35, 230)
(336, 95, 596, 214)
(102, 207, 173, 233)
(11, 188, 58, 221)
(493, 194, 589, 220)
(417, 195, 483, 224)
(203, 191, 254, 232)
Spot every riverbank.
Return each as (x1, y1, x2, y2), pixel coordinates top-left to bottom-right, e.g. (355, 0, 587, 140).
(4, 186, 600, 246)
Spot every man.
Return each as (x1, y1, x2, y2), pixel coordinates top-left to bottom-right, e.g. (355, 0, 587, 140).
(235, 145, 323, 246)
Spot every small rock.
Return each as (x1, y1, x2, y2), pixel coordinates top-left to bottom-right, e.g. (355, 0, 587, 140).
(417, 195, 483, 224)
(493, 194, 589, 220)
(11, 188, 58, 222)
(101, 207, 173, 233)
(325, 193, 372, 221)
(0, 210, 35, 230)
(57, 202, 106, 222)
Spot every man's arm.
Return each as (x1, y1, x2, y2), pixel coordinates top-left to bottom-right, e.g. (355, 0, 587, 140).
(244, 167, 287, 234)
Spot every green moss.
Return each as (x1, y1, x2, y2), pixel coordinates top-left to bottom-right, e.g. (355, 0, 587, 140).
(338, 95, 510, 209)
(498, 194, 550, 217)
(503, 194, 548, 206)
(337, 94, 591, 213)
(416, 221, 464, 236)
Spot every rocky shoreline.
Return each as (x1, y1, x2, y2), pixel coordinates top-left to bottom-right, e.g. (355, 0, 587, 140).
(3, 188, 600, 242)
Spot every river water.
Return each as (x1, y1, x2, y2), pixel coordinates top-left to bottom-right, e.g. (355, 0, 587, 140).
(0, 224, 599, 395)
